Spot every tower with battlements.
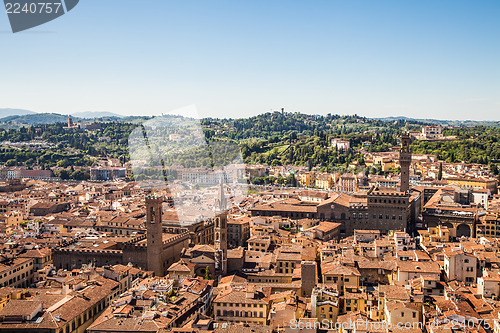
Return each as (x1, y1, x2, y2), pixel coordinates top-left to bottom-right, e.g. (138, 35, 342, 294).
(146, 195, 163, 276)
(400, 133, 411, 193)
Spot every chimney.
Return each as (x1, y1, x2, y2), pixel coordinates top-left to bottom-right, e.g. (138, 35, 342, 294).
(245, 285, 256, 299)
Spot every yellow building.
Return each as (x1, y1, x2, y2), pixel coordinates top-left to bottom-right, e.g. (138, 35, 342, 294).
(446, 177, 497, 193)
(247, 236, 271, 252)
(213, 286, 270, 325)
(418, 225, 451, 243)
(311, 285, 339, 322)
(343, 289, 368, 313)
(479, 212, 500, 238)
(0, 211, 23, 227)
(373, 155, 397, 172)
(321, 262, 360, 292)
(381, 159, 396, 172)
(269, 290, 306, 328)
(315, 173, 333, 190)
(0, 288, 25, 310)
(276, 251, 301, 274)
(298, 172, 315, 187)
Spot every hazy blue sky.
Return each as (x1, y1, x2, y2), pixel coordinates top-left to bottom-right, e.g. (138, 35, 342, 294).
(1, 1, 499, 120)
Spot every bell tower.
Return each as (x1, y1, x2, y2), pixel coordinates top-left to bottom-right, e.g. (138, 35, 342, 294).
(214, 178, 228, 275)
(146, 195, 163, 276)
(400, 133, 411, 193)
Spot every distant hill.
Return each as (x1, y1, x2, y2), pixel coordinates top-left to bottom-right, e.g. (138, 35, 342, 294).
(72, 111, 124, 119)
(1, 109, 499, 129)
(0, 108, 36, 118)
(0, 113, 73, 125)
(377, 116, 414, 121)
(0, 112, 147, 128)
(377, 116, 500, 127)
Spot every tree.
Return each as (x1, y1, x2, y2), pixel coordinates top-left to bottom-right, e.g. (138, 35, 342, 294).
(59, 169, 70, 180)
(491, 164, 499, 175)
(204, 266, 211, 280)
(57, 159, 71, 168)
(71, 169, 90, 180)
(5, 159, 16, 167)
(438, 162, 443, 180)
(285, 174, 296, 187)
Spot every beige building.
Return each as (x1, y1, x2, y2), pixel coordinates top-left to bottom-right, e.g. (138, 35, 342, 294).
(213, 285, 270, 325)
(384, 300, 422, 328)
(0, 258, 34, 288)
(378, 284, 410, 321)
(374, 239, 396, 258)
(395, 260, 441, 286)
(478, 276, 500, 299)
(247, 236, 271, 253)
(321, 261, 360, 292)
(339, 174, 357, 193)
(276, 252, 301, 275)
(313, 222, 341, 242)
(0, 211, 23, 227)
(18, 248, 52, 271)
(167, 259, 195, 284)
(228, 216, 251, 248)
(444, 251, 477, 284)
(0, 274, 119, 333)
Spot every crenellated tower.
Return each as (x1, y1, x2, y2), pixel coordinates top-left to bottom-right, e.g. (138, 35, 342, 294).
(146, 195, 163, 276)
(400, 133, 411, 193)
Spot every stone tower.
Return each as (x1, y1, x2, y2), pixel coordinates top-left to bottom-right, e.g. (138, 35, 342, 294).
(68, 116, 73, 128)
(214, 178, 228, 275)
(400, 133, 411, 193)
(146, 195, 163, 276)
(301, 261, 317, 297)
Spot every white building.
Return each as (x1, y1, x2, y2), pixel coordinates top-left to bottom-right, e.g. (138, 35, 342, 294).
(331, 138, 350, 151)
(421, 126, 443, 140)
(393, 232, 415, 251)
